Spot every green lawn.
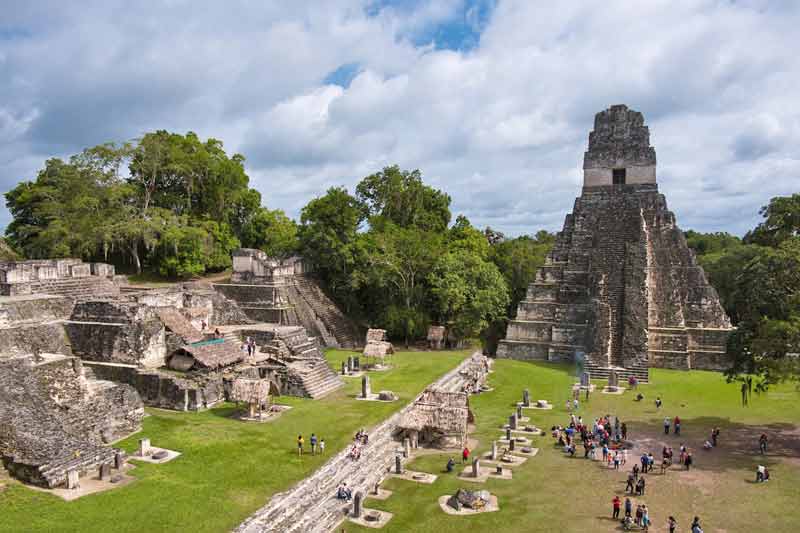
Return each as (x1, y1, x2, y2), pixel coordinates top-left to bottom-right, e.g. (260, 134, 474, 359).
(0, 349, 470, 533)
(347, 360, 800, 533)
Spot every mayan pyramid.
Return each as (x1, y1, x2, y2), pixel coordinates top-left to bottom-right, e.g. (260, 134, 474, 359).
(497, 105, 732, 381)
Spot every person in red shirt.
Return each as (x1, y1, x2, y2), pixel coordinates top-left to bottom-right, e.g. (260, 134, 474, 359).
(674, 415, 681, 435)
(462, 446, 470, 463)
(612, 496, 621, 519)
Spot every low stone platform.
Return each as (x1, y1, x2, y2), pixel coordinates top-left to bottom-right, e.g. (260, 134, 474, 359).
(518, 402, 553, 410)
(234, 405, 293, 422)
(130, 448, 181, 464)
(482, 454, 528, 467)
(458, 465, 513, 483)
(573, 384, 597, 392)
(510, 447, 539, 458)
(341, 371, 366, 378)
(601, 386, 626, 395)
(366, 488, 393, 500)
(501, 427, 541, 436)
(390, 470, 437, 484)
(497, 436, 532, 446)
(27, 464, 136, 501)
(356, 394, 397, 403)
(348, 508, 393, 529)
(438, 494, 500, 515)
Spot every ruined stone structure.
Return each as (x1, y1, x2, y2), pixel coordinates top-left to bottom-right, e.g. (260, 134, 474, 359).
(498, 105, 732, 381)
(397, 389, 471, 449)
(0, 259, 119, 299)
(236, 353, 490, 533)
(214, 249, 361, 348)
(0, 353, 142, 488)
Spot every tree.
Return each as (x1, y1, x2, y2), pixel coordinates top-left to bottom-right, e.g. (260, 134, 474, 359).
(365, 224, 441, 346)
(356, 165, 451, 232)
(241, 207, 299, 258)
(298, 187, 365, 308)
(428, 250, 509, 345)
(745, 193, 800, 247)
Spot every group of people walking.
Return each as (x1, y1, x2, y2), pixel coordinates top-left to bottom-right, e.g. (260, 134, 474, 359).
(296, 433, 325, 455)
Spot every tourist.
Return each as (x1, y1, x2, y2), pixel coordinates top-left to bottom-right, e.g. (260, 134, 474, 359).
(565, 399, 571, 412)
(573, 398, 579, 411)
(685, 452, 693, 470)
(612, 495, 621, 519)
(602, 444, 609, 462)
(462, 446, 470, 464)
(655, 396, 662, 409)
(613, 451, 620, 470)
(703, 440, 713, 450)
(711, 427, 720, 447)
(674, 415, 681, 435)
(691, 516, 703, 533)
(668, 516, 677, 533)
(640, 453, 648, 473)
(621, 448, 628, 465)
(297, 434, 304, 455)
(626, 471, 635, 493)
(759, 433, 768, 454)
(621, 422, 628, 441)
(585, 387, 590, 401)
(200, 319, 207, 332)
(635, 476, 646, 496)
(624, 497, 632, 518)
(635, 504, 643, 526)
(756, 464, 766, 482)
(446, 457, 455, 473)
(320, 438, 325, 454)
(636, 393, 644, 402)
(641, 505, 651, 532)
(648, 452, 655, 472)
(310, 433, 317, 455)
(679, 444, 687, 464)
(664, 416, 671, 434)
(632, 463, 639, 480)
(214, 327, 221, 339)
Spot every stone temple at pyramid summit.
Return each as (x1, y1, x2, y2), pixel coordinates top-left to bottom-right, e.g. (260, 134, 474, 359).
(497, 105, 733, 382)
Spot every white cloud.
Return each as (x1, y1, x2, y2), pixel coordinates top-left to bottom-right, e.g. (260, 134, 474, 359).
(1, 0, 799, 238)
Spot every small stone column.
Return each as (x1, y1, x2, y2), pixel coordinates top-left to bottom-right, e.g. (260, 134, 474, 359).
(114, 451, 126, 470)
(581, 371, 591, 387)
(509, 413, 518, 430)
(506, 428, 512, 441)
(472, 458, 480, 478)
(373, 482, 381, 495)
(341, 361, 348, 375)
(353, 492, 363, 518)
(99, 463, 111, 480)
(404, 437, 411, 458)
(395, 455, 402, 474)
(67, 470, 80, 490)
(495, 465, 503, 475)
(139, 438, 151, 457)
(347, 356, 354, 372)
(516, 404, 523, 419)
(523, 389, 530, 407)
(491, 441, 498, 461)
(509, 438, 516, 451)
(354, 357, 360, 370)
(362, 375, 371, 399)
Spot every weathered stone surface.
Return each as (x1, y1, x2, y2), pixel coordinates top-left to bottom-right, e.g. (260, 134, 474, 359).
(498, 105, 732, 380)
(0, 353, 142, 488)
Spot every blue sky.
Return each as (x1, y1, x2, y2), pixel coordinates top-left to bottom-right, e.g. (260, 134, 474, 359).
(1, 0, 799, 237)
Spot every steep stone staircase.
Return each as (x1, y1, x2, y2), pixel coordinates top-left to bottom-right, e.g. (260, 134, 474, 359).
(290, 276, 361, 349)
(28, 277, 119, 300)
(289, 359, 344, 399)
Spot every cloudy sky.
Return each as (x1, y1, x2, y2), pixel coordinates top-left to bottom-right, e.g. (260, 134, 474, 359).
(1, 0, 798, 236)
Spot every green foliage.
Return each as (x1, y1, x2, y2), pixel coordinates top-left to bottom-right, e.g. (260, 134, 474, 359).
(428, 250, 509, 342)
(355, 165, 451, 232)
(744, 193, 800, 246)
(5, 133, 269, 278)
(241, 207, 298, 258)
(688, 197, 800, 385)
